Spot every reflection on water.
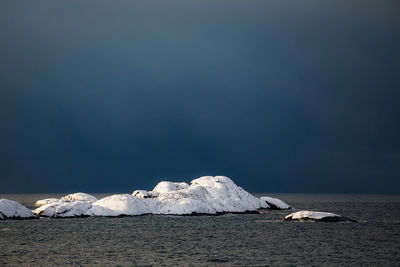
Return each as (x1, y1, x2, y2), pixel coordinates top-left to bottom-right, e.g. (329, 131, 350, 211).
(0, 194, 399, 266)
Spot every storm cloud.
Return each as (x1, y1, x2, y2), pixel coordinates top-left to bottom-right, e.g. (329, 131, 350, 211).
(0, 0, 399, 193)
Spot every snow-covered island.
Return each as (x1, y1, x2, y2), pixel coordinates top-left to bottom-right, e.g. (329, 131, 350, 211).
(33, 176, 271, 218)
(1, 177, 357, 222)
(283, 210, 356, 222)
(0, 199, 36, 220)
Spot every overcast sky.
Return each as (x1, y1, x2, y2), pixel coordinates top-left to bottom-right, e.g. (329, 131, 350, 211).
(1, 0, 399, 193)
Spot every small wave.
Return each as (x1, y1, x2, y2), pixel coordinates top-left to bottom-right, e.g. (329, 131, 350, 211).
(208, 258, 230, 263)
(255, 220, 283, 223)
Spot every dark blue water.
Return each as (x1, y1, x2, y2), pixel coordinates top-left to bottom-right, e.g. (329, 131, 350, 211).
(1, 194, 399, 266)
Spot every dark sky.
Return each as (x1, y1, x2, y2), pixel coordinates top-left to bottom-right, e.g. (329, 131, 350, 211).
(1, 0, 399, 193)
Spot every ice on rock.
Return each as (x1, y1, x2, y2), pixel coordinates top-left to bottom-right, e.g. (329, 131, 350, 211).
(0, 199, 35, 219)
(283, 210, 355, 222)
(260, 196, 291, 210)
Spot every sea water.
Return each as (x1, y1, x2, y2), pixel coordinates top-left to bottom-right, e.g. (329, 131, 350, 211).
(0, 194, 399, 266)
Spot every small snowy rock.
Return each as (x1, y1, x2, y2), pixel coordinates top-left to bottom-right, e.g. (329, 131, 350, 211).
(283, 210, 354, 222)
(260, 196, 291, 210)
(0, 199, 35, 219)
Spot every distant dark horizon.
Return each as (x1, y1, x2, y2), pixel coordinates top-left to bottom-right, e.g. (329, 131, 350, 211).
(1, 0, 399, 194)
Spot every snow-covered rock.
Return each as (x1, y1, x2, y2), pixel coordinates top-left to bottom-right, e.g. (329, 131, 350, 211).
(33, 193, 98, 217)
(154, 185, 217, 214)
(34, 200, 92, 217)
(283, 210, 355, 222)
(151, 176, 268, 214)
(87, 176, 268, 216)
(260, 196, 291, 210)
(0, 199, 36, 219)
(86, 194, 154, 216)
(186, 176, 268, 213)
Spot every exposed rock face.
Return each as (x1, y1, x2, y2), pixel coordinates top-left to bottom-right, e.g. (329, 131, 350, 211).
(34, 176, 268, 217)
(0, 199, 36, 219)
(260, 197, 290, 210)
(283, 210, 355, 222)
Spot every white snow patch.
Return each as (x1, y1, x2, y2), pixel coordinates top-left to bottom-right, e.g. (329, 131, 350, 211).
(153, 181, 189, 194)
(86, 194, 154, 216)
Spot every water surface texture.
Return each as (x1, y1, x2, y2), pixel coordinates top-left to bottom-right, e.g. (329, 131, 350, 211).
(1, 194, 399, 266)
